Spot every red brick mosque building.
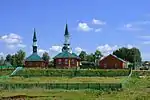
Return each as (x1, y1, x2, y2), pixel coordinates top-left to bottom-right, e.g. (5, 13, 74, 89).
(24, 29, 45, 68)
(53, 24, 80, 68)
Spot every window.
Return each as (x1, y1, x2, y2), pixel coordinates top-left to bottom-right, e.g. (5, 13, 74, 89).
(65, 59, 68, 64)
(104, 63, 107, 68)
(58, 59, 62, 64)
(115, 63, 118, 68)
(29, 62, 32, 66)
(36, 63, 38, 66)
(71, 59, 75, 64)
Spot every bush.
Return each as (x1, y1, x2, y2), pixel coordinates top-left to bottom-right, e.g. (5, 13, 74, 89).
(132, 70, 150, 77)
(0, 82, 122, 91)
(12, 69, 130, 77)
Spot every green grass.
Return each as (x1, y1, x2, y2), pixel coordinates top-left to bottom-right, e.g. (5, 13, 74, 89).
(0, 77, 150, 100)
(0, 69, 13, 76)
(0, 77, 123, 83)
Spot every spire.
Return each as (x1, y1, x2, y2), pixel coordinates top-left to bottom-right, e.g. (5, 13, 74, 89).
(62, 23, 71, 52)
(64, 23, 69, 36)
(32, 28, 37, 53)
(33, 28, 37, 41)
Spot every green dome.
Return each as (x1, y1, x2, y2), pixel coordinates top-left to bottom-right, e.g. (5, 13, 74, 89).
(54, 51, 80, 59)
(26, 53, 43, 61)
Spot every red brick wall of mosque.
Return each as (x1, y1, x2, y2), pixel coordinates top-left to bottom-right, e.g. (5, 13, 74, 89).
(54, 58, 80, 68)
(25, 61, 46, 68)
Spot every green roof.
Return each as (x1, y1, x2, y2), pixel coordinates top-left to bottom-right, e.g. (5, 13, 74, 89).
(25, 53, 43, 61)
(54, 51, 80, 59)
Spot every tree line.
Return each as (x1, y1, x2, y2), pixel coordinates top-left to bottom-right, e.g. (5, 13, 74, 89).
(0, 50, 50, 67)
(0, 47, 142, 69)
(78, 47, 142, 69)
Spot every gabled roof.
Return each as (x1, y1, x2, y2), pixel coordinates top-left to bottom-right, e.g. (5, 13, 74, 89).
(25, 53, 43, 61)
(111, 54, 126, 62)
(100, 54, 126, 63)
(53, 51, 80, 59)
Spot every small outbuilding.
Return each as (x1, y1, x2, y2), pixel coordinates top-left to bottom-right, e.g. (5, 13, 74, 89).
(99, 54, 128, 69)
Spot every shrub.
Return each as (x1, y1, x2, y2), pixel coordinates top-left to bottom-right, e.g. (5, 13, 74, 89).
(0, 82, 122, 91)
(12, 69, 130, 77)
(132, 70, 150, 77)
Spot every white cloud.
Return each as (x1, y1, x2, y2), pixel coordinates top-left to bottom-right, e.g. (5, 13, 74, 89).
(17, 44, 26, 48)
(119, 23, 142, 31)
(77, 22, 93, 32)
(37, 49, 49, 56)
(0, 33, 26, 49)
(127, 44, 133, 49)
(0, 33, 22, 44)
(96, 44, 134, 56)
(97, 44, 118, 56)
(124, 24, 132, 28)
(75, 47, 84, 55)
(92, 18, 106, 25)
(0, 52, 5, 57)
(95, 28, 102, 32)
(142, 41, 150, 45)
(50, 45, 62, 52)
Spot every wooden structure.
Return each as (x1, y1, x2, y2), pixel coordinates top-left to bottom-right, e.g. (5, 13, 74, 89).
(99, 54, 127, 69)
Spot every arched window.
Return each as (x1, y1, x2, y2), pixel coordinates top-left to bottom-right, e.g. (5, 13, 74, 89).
(65, 59, 68, 64)
(71, 59, 75, 64)
(58, 59, 62, 64)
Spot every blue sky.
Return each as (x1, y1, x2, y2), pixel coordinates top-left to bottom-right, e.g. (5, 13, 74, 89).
(0, 0, 150, 61)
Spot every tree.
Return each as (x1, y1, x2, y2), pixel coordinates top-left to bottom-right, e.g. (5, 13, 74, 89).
(94, 50, 103, 66)
(95, 50, 103, 59)
(42, 52, 50, 67)
(15, 50, 26, 66)
(11, 54, 17, 66)
(86, 53, 95, 62)
(0, 57, 4, 66)
(42, 52, 50, 62)
(79, 51, 87, 61)
(6, 54, 12, 62)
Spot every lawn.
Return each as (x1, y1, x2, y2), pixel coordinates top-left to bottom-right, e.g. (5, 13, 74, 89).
(0, 77, 123, 83)
(0, 76, 150, 100)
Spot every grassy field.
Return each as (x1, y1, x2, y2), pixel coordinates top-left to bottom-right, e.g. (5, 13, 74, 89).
(0, 69, 150, 100)
(0, 76, 123, 83)
(0, 76, 150, 100)
(0, 69, 14, 76)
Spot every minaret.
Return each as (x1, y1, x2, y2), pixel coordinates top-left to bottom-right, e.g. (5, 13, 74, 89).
(62, 24, 71, 52)
(33, 28, 38, 53)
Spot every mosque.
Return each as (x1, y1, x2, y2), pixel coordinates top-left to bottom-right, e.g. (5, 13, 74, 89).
(25, 24, 80, 68)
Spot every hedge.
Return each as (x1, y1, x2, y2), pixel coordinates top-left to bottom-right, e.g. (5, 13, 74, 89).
(0, 66, 16, 69)
(132, 70, 150, 77)
(11, 69, 130, 77)
(0, 83, 122, 90)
